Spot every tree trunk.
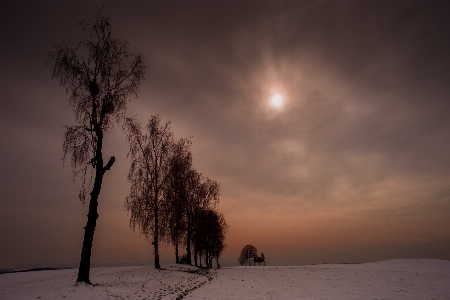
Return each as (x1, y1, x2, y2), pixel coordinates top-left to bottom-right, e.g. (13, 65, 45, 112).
(154, 237, 160, 269)
(175, 240, 179, 264)
(208, 252, 213, 269)
(154, 189, 160, 269)
(194, 248, 198, 267)
(186, 216, 192, 265)
(76, 180, 101, 284)
(77, 131, 115, 284)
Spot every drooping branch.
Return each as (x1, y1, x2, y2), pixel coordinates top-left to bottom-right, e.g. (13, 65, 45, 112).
(47, 11, 147, 284)
(48, 13, 145, 201)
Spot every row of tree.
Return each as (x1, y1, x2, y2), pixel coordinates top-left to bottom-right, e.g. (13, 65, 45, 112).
(47, 13, 226, 284)
(124, 115, 227, 270)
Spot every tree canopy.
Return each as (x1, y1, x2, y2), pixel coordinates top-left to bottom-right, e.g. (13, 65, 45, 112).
(193, 208, 227, 268)
(125, 115, 173, 269)
(238, 245, 258, 266)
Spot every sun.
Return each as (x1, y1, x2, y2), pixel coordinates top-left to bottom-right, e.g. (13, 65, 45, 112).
(271, 93, 283, 108)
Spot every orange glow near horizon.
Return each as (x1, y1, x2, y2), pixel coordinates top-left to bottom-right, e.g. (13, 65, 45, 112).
(1, 1, 449, 270)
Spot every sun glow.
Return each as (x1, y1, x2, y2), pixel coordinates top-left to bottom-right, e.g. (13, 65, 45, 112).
(271, 93, 283, 108)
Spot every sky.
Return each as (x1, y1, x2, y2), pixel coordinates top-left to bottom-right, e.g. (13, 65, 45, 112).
(0, 0, 449, 269)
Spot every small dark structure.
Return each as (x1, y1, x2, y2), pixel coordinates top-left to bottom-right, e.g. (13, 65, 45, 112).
(253, 252, 266, 266)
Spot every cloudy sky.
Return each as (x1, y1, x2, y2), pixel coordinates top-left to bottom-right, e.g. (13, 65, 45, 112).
(1, 0, 449, 269)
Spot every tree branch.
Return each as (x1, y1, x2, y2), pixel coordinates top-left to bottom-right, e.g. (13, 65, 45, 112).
(103, 156, 115, 173)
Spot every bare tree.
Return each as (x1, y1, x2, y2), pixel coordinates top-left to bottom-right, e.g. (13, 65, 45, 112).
(184, 169, 200, 265)
(238, 245, 258, 266)
(46, 13, 145, 284)
(183, 172, 220, 266)
(163, 139, 224, 267)
(193, 208, 227, 268)
(124, 115, 174, 269)
(165, 138, 192, 263)
(212, 212, 227, 268)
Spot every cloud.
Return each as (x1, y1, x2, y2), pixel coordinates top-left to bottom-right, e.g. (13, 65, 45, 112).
(0, 0, 449, 268)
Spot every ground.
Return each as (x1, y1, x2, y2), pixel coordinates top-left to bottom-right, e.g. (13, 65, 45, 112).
(1, 259, 449, 299)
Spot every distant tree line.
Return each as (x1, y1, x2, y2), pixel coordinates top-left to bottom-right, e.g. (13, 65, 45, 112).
(125, 116, 228, 269)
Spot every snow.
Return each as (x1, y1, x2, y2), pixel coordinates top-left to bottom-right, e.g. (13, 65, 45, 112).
(1, 259, 449, 299)
(185, 259, 450, 300)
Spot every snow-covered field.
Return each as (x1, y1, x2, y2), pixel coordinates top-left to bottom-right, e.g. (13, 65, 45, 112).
(1, 259, 449, 299)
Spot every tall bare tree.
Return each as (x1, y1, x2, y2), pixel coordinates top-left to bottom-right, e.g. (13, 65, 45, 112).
(165, 138, 192, 263)
(193, 208, 227, 268)
(187, 174, 220, 266)
(125, 115, 174, 269)
(212, 212, 227, 268)
(47, 13, 145, 284)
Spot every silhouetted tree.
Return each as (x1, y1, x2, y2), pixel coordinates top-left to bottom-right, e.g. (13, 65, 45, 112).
(193, 209, 227, 268)
(213, 237, 226, 268)
(124, 115, 174, 269)
(46, 13, 145, 284)
(185, 169, 202, 266)
(165, 138, 192, 263)
(186, 173, 220, 265)
(238, 245, 258, 266)
(212, 213, 227, 268)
